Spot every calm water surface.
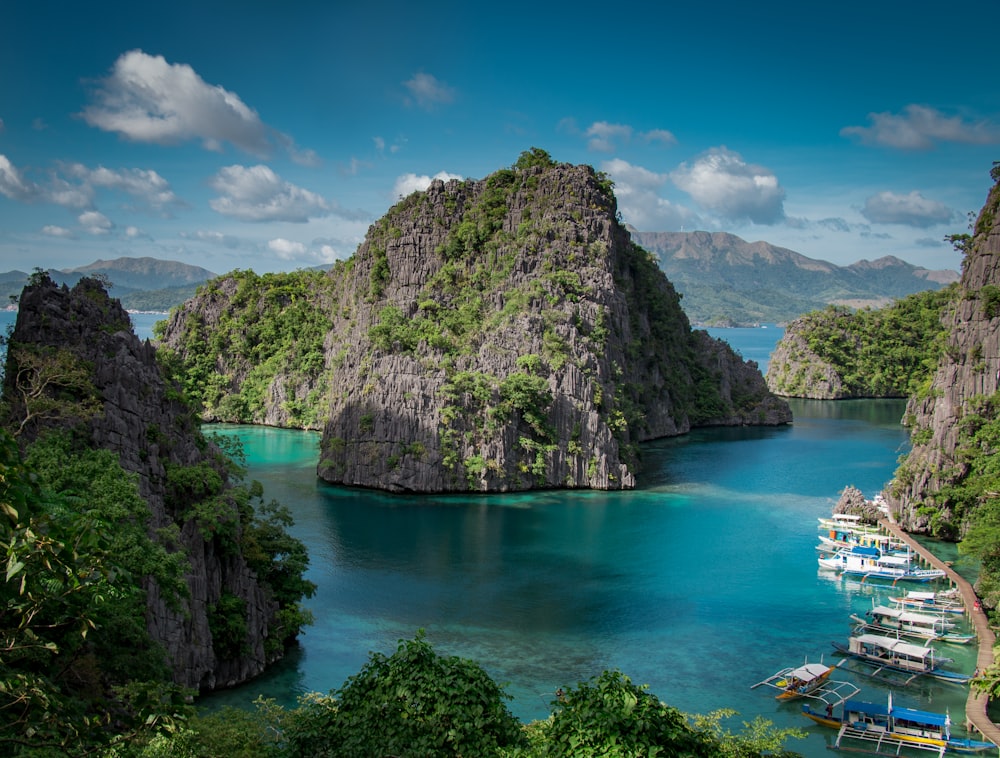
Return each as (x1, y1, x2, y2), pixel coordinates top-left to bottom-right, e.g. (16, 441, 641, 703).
(2, 311, 980, 755)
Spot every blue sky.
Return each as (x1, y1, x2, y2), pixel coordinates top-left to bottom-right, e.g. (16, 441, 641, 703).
(2, 0, 998, 276)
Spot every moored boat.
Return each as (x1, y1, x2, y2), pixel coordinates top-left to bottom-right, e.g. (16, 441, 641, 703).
(832, 633, 971, 685)
(802, 694, 996, 754)
(818, 545, 947, 582)
(890, 589, 967, 616)
(751, 660, 857, 701)
(850, 604, 975, 645)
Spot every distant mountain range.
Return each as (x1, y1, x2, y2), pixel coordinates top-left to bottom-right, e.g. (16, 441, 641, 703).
(1, 236, 960, 322)
(631, 230, 958, 326)
(2, 257, 218, 312)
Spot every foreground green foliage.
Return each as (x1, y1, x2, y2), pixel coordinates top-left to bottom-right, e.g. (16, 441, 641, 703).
(110, 634, 803, 758)
(0, 430, 192, 755)
(768, 286, 955, 397)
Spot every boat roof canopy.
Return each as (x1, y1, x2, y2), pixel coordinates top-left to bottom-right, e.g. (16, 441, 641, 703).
(844, 699, 949, 727)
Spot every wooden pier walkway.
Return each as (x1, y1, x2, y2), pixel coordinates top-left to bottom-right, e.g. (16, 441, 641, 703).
(878, 517, 1000, 748)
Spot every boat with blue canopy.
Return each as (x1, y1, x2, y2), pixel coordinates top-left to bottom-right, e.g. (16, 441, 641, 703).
(802, 693, 996, 754)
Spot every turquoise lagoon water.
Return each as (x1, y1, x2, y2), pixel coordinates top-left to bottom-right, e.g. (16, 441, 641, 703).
(1, 310, 981, 755)
(201, 326, 981, 757)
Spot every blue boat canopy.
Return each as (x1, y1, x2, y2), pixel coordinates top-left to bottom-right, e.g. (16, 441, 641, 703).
(843, 699, 949, 728)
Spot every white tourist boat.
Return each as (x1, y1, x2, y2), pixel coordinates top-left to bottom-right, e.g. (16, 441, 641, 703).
(818, 545, 946, 582)
(889, 589, 966, 616)
(850, 603, 975, 645)
(832, 633, 971, 685)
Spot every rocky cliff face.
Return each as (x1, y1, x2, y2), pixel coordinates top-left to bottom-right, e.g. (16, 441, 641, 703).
(765, 326, 848, 399)
(162, 153, 791, 493)
(888, 175, 1000, 533)
(3, 277, 285, 690)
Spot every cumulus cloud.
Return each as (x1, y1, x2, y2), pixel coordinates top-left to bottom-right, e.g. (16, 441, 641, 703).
(860, 190, 957, 227)
(267, 237, 338, 265)
(643, 129, 677, 146)
(586, 122, 633, 152)
(0, 155, 40, 202)
(391, 171, 463, 199)
(0, 154, 182, 213)
(41, 225, 74, 238)
(671, 148, 785, 224)
(602, 158, 699, 230)
(841, 104, 1000, 150)
(79, 210, 113, 235)
(403, 72, 455, 110)
(81, 50, 315, 161)
(583, 122, 677, 152)
(65, 163, 180, 210)
(208, 164, 332, 222)
(268, 237, 307, 259)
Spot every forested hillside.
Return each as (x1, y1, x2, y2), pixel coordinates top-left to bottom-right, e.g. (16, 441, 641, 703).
(633, 230, 957, 326)
(765, 286, 955, 398)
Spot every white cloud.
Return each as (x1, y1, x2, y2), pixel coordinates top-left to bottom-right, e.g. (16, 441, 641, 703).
(0, 155, 39, 202)
(41, 225, 74, 238)
(671, 147, 785, 224)
(78, 210, 113, 235)
(602, 158, 699, 230)
(860, 190, 957, 227)
(841, 104, 1000, 150)
(391, 171, 463, 199)
(66, 163, 179, 210)
(585, 122, 633, 152)
(267, 237, 338, 265)
(0, 154, 183, 213)
(642, 129, 677, 146)
(208, 164, 332, 222)
(81, 50, 314, 161)
(268, 237, 307, 259)
(188, 230, 242, 248)
(403, 72, 455, 110)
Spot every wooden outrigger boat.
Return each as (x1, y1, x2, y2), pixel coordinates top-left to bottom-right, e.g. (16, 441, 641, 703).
(802, 694, 997, 754)
(751, 659, 859, 703)
(817, 515, 908, 553)
(818, 545, 947, 583)
(890, 589, 967, 616)
(832, 633, 972, 685)
(851, 603, 976, 645)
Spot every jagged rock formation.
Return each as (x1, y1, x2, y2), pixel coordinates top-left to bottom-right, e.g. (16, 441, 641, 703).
(161, 152, 791, 493)
(833, 485, 881, 525)
(765, 327, 848, 399)
(3, 276, 287, 690)
(888, 174, 1000, 534)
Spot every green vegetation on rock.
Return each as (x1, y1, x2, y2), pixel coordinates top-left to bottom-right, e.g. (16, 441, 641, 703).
(157, 269, 337, 428)
(767, 285, 956, 398)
